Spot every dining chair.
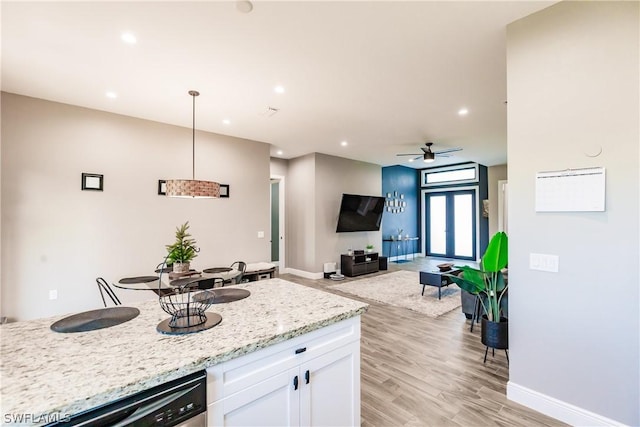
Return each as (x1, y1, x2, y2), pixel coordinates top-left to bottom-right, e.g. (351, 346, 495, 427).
(227, 261, 247, 286)
(197, 277, 224, 290)
(96, 277, 122, 307)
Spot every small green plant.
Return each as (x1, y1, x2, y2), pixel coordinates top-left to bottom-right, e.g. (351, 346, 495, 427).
(366, 244, 374, 250)
(166, 222, 199, 264)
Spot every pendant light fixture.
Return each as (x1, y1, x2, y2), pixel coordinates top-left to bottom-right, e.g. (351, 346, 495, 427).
(165, 90, 220, 198)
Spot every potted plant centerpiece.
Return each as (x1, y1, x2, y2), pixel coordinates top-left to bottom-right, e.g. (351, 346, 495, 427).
(446, 232, 509, 356)
(166, 221, 199, 273)
(366, 244, 374, 253)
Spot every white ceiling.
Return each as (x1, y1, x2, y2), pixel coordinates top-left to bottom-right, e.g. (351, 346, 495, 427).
(1, 1, 555, 168)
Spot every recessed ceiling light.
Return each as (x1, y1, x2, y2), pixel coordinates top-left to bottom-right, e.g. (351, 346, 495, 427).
(408, 158, 414, 162)
(274, 85, 285, 94)
(341, 141, 348, 147)
(458, 108, 469, 116)
(121, 32, 137, 44)
(105, 91, 117, 99)
(276, 150, 283, 155)
(222, 119, 231, 125)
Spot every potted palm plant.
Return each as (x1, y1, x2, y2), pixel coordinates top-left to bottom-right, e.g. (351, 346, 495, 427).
(166, 222, 199, 273)
(446, 232, 509, 352)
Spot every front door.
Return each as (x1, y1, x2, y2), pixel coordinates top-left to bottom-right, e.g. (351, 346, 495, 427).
(425, 190, 476, 260)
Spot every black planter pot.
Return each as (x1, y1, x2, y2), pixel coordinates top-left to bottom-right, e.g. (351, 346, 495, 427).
(481, 315, 509, 350)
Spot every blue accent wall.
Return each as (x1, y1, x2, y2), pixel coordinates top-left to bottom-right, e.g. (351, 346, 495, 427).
(383, 163, 489, 261)
(381, 166, 420, 249)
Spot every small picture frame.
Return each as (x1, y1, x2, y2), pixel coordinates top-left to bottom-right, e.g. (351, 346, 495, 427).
(400, 194, 404, 199)
(387, 207, 392, 212)
(81, 173, 103, 191)
(158, 180, 166, 195)
(386, 192, 392, 198)
(219, 184, 230, 198)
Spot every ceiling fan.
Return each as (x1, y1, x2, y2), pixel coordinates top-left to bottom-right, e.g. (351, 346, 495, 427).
(396, 142, 462, 163)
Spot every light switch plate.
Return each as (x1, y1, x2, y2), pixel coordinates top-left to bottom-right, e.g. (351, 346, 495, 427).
(257, 231, 265, 238)
(529, 253, 559, 272)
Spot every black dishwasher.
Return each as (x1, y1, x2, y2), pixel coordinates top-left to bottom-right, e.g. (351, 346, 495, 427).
(46, 370, 206, 427)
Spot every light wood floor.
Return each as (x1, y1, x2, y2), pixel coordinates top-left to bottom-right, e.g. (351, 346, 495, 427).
(278, 257, 566, 427)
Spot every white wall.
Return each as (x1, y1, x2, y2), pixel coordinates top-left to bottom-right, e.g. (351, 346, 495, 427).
(1, 93, 271, 321)
(315, 153, 381, 272)
(506, 2, 639, 425)
(270, 157, 288, 177)
(284, 153, 381, 276)
(286, 154, 316, 273)
(488, 164, 507, 237)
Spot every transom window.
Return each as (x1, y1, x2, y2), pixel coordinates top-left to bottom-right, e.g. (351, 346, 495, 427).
(422, 164, 478, 186)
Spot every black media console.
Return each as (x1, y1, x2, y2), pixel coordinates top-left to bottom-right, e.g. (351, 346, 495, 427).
(341, 252, 379, 277)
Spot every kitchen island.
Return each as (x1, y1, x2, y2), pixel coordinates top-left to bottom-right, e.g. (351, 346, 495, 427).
(0, 278, 367, 425)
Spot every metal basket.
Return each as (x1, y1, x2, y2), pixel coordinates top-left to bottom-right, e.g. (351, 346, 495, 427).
(156, 260, 213, 329)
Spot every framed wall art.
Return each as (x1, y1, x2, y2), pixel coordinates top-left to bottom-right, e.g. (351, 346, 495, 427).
(81, 173, 103, 191)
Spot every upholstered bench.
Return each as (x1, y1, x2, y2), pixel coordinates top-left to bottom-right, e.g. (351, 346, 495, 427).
(244, 262, 277, 281)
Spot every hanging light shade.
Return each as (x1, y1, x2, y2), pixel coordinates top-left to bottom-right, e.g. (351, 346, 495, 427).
(166, 90, 220, 198)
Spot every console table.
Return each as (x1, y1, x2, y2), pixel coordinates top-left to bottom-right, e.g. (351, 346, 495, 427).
(383, 237, 419, 263)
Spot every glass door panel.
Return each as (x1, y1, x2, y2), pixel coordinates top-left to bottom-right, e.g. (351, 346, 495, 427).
(428, 195, 447, 255)
(453, 193, 473, 258)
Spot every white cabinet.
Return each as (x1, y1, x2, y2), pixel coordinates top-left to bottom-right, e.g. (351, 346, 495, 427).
(206, 317, 361, 427)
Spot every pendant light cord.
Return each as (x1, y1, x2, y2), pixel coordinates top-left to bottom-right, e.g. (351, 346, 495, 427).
(192, 92, 196, 181)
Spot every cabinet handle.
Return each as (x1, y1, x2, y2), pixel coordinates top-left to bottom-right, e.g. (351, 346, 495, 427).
(295, 347, 307, 354)
(293, 375, 299, 390)
(305, 370, 310, 384)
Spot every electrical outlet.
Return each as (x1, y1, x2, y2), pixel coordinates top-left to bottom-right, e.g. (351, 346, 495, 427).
(529, 253, 559, 272)
(257, 231, 265, 238)
(49, 290, 58, 300)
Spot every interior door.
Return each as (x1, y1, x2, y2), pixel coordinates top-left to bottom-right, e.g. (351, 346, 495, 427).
(425, 190, 476, 260)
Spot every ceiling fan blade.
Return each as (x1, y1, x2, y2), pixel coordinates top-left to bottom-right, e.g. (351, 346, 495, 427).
(433, 147, 462, 155)
(396, 153, 422, 156)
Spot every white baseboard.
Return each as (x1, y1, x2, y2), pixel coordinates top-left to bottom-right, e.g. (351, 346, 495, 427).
(281, 268, 323, 280)
(507, 381, 625, 426)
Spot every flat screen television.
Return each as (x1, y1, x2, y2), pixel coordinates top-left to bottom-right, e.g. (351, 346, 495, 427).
(336, 193, 385, 232)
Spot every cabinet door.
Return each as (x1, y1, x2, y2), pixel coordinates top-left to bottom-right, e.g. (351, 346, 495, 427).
(208, 368, 300, 426)
(299, 341, 360, 427)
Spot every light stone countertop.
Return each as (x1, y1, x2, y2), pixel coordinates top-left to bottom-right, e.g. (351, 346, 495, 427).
(0, 279, 368, 424)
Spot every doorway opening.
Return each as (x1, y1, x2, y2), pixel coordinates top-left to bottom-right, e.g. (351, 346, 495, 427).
(270, 175, 285, 268)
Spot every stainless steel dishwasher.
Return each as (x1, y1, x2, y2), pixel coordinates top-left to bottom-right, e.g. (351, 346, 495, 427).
(46, 370, 206, 426)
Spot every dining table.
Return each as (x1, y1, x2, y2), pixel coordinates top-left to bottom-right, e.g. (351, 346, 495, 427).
(113, 267, 241, 296)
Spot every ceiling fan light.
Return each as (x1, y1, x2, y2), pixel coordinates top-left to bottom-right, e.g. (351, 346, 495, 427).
(423, 152, 435, 163)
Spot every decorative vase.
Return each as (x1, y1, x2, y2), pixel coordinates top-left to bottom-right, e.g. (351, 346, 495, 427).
(173, 262, 190, 273)
(481, 315, 508, 349)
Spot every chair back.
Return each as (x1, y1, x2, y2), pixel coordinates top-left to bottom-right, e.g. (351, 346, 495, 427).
(197, 277, 224, 290)
(230, 261, 247, 284)
(96, 277, 122, 307)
